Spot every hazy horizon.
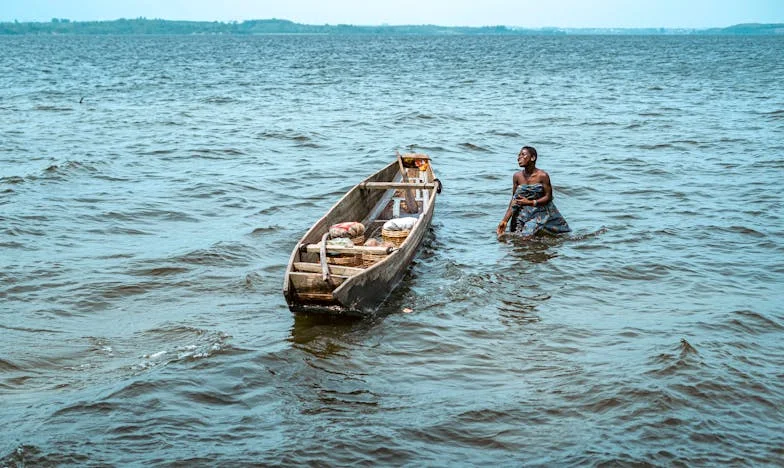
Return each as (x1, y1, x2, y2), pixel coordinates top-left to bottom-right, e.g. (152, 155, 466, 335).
(3, 0, 783, 29)
(3, 17, 783, 31)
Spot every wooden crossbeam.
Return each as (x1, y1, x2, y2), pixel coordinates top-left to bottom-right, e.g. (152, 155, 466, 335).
(302, 244, 394, 255)
(359, 182, 436, 190)
(289, 272, 348, 290)
(294, 262, 364, 276)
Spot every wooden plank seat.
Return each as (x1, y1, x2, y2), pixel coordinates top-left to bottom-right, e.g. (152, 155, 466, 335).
(293, 262, 364, 276)
(359, 182, 437, 190)
(288, 272, 349, 291)
(294, 292, 337, 302)
(301, 244, 395, 255)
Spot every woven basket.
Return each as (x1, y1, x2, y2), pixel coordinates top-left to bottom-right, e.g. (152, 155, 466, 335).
(382, 229, 410, 247)
(361, 252, 388, 267)
(326, 254, 362, 266)
(350, 235, 365, 245)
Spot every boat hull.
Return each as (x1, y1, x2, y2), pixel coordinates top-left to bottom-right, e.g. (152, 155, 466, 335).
(283, 157, 437, 316)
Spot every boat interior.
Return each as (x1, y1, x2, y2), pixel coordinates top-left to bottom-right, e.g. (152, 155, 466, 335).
(286, 153, 436, 304)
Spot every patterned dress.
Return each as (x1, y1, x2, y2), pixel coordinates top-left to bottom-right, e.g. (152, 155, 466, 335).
(511, 184, 571, 236)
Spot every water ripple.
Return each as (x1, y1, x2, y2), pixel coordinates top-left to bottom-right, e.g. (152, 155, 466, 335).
(2, 33, 783, 466)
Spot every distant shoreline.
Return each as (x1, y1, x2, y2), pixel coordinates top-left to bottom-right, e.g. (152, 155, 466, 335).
(1, 18, 782, 35)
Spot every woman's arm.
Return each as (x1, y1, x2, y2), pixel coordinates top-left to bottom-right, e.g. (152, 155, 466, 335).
(499, 173, 523, 236)
(497, 207, 513, 237)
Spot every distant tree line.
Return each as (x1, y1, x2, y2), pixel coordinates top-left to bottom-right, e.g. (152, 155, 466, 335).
(0, 18, 781, 35)
(0, 18, 552, 35)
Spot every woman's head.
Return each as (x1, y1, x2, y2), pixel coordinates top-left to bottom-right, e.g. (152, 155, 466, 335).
(517, 146, 537, 166)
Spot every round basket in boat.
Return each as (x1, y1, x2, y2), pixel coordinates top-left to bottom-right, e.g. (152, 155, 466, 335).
(361, 252, 388, 267)
(350, 235, 365, 245)
(326, 254, 362, 266)
(382, 229, 410, 247)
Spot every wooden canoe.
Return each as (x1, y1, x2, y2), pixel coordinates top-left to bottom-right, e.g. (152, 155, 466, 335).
(283, 153, 440, 316)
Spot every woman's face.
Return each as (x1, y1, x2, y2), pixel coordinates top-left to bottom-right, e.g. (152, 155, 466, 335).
(517, 149, 532, 166)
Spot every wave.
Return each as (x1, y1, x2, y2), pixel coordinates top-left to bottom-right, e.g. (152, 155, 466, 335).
(488, 130, 521, 138)
(187, 147, 248, 158)
(637, 143, 677, 150)
(2, 34, 783, 466)
(126, 265, 191, 277)
(257, 130, 322, 143)
(0, 176, 25, 185)
(170, 241, 258, 267)
(33, 105, 74, 112)
(101, 208, 199, 223)
(0, 357, 22, 372)
(130, 326, 234, 373)
(40, 160, 100, 180)
(200, 95, 238, 104)
(725, 309, 784, 334)
(757, 109, 784, 120)
(251, 225, 283, 236)
(458, 142, 491, 152)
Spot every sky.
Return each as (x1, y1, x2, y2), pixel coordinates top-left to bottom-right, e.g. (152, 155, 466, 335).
(2, 0, 783, 29)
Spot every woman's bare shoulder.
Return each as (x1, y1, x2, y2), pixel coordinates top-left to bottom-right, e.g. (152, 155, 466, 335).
(534, 168, 550, 182)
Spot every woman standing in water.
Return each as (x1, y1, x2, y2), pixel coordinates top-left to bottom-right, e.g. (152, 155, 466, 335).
(496, 146, 571, 238)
